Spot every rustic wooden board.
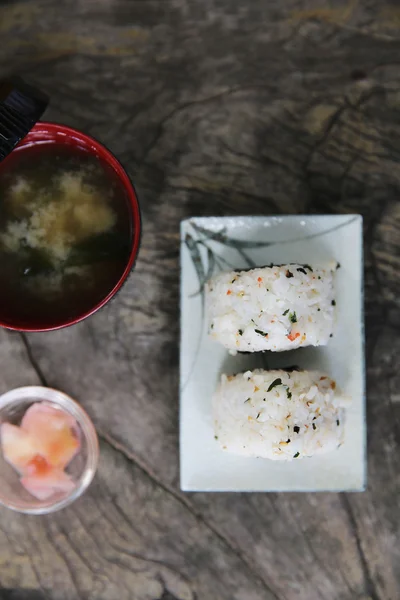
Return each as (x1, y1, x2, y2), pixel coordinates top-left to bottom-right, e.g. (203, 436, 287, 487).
(1, 0, 400, 598)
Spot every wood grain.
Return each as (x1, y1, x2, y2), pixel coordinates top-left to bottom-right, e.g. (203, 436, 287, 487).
(0, 0, 400, 598)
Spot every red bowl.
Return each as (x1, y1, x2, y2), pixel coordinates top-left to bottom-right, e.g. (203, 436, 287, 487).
(0, 122, 141, 332)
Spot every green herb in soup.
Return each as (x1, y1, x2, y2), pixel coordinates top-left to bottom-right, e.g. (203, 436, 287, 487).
(0, 143, 132, 328)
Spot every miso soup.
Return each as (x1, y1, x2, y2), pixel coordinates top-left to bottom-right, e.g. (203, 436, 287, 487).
(0, 142, 133, 328)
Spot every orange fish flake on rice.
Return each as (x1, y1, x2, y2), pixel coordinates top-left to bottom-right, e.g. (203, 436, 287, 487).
(287, 331, 300, 342)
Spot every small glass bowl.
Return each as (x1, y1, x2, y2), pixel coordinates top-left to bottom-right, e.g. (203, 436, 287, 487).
(0, 386, 99, 514)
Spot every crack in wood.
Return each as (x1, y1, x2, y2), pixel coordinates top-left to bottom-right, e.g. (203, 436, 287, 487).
(18, 333, 280, 599)
(140, 84, 277, 164)
(42, 522, 86, 600)
(96, 429, 281, 600)
(19, 333, 48, 387)
(340, 494, 381, 600)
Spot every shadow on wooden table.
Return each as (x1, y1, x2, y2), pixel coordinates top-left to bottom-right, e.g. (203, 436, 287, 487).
(1, 591, 46, 600)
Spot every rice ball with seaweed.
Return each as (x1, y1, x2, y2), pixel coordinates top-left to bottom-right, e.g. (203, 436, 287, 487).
(213, 369, 348, 460)
(206, 263, 336, 352)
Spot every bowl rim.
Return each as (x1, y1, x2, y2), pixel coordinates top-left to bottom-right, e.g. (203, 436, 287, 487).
(0, 385, 99, 514)
(0, 121, 142, 332)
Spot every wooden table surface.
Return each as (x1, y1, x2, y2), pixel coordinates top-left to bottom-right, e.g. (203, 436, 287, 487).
(1, 1, 400, 599)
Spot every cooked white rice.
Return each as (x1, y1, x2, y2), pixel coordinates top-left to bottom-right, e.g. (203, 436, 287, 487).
(206, 264, 336, 352)
(213, 369, 347, 460)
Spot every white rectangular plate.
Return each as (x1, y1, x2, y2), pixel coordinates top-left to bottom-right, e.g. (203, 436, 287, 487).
(180, 215, 365, 492)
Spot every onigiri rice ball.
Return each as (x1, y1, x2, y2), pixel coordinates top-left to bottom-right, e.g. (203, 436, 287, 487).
(213, 369, 349, 460)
